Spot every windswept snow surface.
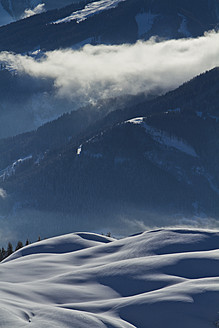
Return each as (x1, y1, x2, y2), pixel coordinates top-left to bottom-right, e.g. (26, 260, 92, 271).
(53, 0, 126, 24)
(1, 229, 219, 327)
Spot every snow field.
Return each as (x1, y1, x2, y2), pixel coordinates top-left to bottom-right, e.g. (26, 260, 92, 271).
(1, 229, 219, 327)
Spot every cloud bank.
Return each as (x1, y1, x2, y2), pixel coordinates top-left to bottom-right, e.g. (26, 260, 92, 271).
(1, 30, 219, 106)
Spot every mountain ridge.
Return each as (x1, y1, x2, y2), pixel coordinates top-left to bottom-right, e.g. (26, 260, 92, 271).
(1, 68, 219, 240)
(0, 0, 218, 52)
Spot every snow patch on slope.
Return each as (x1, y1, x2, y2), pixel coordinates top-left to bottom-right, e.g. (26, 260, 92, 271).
(22, 3, 45, 18)
(0, 155, 32, 181)
(135, 11, 158, 37)
(178, 14, 191, 37)
(52, 0, 126, 24)
(128, 117, 197, 157)
(0, 187, 7, 199)
(167, 107, 181, 113)
(77, 144, 83, 155)
(71, 37, 93, 49)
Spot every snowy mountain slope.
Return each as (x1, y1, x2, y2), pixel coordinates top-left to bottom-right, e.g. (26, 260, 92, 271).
(0, 0, 82, 23)
(0, 1, 219, 140)
(1, 68, 219, 242)
(1, 229, 219, 327)
(0, 0, 219, 52)
(71, 111, 219, 215)
(53, 0, 127, 24)
(0, 155, 32, 181)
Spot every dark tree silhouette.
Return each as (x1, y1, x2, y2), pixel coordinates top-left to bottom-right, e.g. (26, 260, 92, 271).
(7, 242, 13, 257)
(15, 241, 23, 251)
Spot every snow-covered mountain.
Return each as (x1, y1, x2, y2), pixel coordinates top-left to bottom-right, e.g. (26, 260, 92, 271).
(0, 0, 218, 139)
(0, 0, 81, 25)
(1, 228, 219, 328)
(0, 68, 219, 243)
(0, 0, 219, 52)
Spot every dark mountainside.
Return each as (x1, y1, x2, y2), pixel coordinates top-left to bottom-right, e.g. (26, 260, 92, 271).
(1, 68, 219, 235)
(1, 68, 218, 172)
(0, 0, 218, 52)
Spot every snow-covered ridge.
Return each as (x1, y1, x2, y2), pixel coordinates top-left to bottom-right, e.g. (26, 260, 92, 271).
(22, 3, 45, 18)
(4, 232, 114, 262)
(1, 229, 219, 327)
(52, 0, 126, 24)
(0, 155, 32, 181)
(128, 117, 198, 157)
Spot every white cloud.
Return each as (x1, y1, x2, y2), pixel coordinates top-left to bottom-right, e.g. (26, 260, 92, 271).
(1, 30, 219, 106)
(23, 3, 46, 18)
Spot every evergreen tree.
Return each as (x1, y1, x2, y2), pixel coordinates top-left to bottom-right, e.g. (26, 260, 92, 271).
(15, 241, 23, 251)
(7, 242, 13, 257)
(0, 249, 3, 261)
(1, 247, 6, 259)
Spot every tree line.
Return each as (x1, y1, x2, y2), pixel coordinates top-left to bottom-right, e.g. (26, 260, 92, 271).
(0, 237, 41, 262)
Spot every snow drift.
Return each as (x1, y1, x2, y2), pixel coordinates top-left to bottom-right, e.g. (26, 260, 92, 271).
(1, 229, 219, 327)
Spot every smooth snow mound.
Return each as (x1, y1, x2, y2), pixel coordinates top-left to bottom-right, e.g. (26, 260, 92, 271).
(4, 232, 114, 262)
(1, 228, 219, 327)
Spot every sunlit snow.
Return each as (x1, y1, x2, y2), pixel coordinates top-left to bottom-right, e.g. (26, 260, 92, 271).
(22, 3, 46, 18)
(77, 145, 82, 155)
(53, 0, 126, 24)
(0, 155, 32, 181)
(1, 229, 219, 327)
